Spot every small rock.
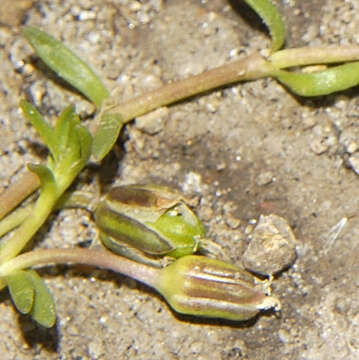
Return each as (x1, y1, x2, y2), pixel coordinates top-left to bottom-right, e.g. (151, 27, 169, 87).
(135, 107, 168, 134)
(256, 171, 274, 186)
(223, 201, 241, 229)
(309, 122, 338, 155)
(225, 216, 241, 229)
(339, 128, 359, 154)
(348, 153, 359, 176)
(28, 81, 46, 106)
(182, 171, 204, 194)
(216, 161, 226, 171)
(243, 214, 297, 276)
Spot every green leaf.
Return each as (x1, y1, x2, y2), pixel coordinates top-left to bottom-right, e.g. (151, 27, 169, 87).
(4, 270, 56, 327)
(58, 124, 92, 171)
(274, 61, 359, 96)
(27, 270, 56, 328)
(54, 105, 77, 153)
(20, 100, 58, 159)
(5, 270, 35, 314)
(28, 164, 57, 196)
(93, 112, 123, 161)
(244, 0, 285, 52)
(75, 124, 93, 165)
(65, 119, 82, 163)
(23, 26, 109, 108)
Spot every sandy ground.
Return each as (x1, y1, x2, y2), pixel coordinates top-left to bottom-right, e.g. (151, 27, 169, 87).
(0, 0, 359, 359)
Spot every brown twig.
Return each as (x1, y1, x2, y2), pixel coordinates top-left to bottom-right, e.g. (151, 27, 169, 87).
(0, 171, 39, 220)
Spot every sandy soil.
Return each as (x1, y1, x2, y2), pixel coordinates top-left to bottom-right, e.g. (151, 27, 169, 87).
(0, 0, 358, 359)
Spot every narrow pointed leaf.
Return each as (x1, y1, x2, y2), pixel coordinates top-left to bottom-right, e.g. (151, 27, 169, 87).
(27, 270, 56, 328)
(274, 61, 359, 96)
(20, 100, 58, 159)
(244, 0, 285, 52)
(75, 124, 92, 164)
(23, 26, 109, 108)
(5, 270, 35, 314)
(57, 124, 91, 175)
(64, 125, 92, 177)
(63, 118, 82, 162)
(93, 112, 123, 161)
(54, 105, 76, 152)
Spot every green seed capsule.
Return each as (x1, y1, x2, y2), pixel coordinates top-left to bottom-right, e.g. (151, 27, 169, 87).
(155, 255, 281, 321)
(94, 184, 206, 265)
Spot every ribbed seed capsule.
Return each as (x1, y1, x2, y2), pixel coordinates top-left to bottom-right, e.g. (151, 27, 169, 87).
(155, 255, 281, 321)
(95, 184, 206, 265)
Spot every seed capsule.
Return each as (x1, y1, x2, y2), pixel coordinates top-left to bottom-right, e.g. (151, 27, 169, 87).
(155, 255, 281, 321)
(95, 184, 206, 265)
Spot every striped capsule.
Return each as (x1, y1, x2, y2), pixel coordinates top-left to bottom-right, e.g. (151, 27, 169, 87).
(95, 184, 206, 266)
(155, 255, 281, 321)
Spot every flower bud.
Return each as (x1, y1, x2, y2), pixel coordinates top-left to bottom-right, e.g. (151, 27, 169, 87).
(95, 184, 205, 263)
(155, 255, 280, 321)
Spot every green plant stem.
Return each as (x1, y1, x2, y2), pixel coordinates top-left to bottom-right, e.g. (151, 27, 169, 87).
(55, 190, 98, 212)
(4, 45, 359, 219)
(0, 187, 58, 264)
(0, 52, 273, 218)
(111, 52, 275, 123)
(269, 46, 359, 68)
(0, 247, 160, 290)
(110, 46, 359, 123)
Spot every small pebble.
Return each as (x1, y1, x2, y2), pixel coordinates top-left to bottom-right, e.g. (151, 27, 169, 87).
(339, 129, 359, 154)
(309, 122, 338, 155)
(243, 214, 297, 276)
(182, 171, 204, 193)
(348, 153, 359, 176)
(256, 171, 274, 186)
(135, 107, 168, 135)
